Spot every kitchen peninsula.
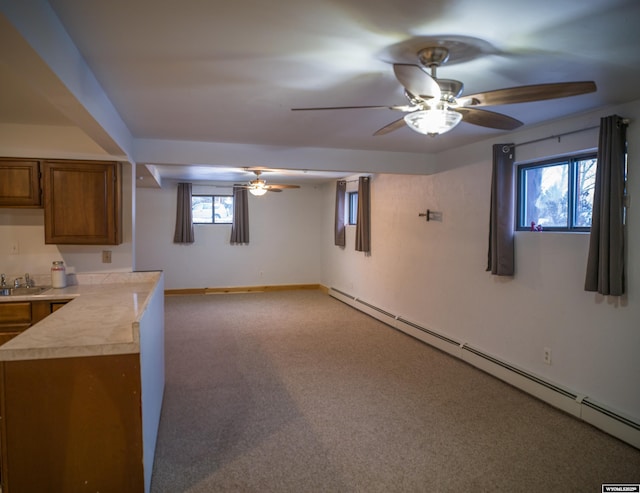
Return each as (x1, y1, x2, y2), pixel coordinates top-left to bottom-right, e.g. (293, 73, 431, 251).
(0, 271, 165, 493)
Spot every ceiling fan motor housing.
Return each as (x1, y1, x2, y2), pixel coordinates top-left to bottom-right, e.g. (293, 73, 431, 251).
(436, 79, 464, 101)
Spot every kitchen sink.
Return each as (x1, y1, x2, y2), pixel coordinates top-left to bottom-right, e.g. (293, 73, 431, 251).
(0, 286, 50, 296)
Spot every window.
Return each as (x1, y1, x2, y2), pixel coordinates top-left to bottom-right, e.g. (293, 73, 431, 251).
(348, 191, 358, 225)
(516, 153, 597, 231)
(192, 195, 233, 224)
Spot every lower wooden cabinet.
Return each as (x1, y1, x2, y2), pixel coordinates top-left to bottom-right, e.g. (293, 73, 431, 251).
(32, 299, 70, 325)
(0, 302, 31, 346)
(0, 300, 71, 345)
(0, 353, 145, 492)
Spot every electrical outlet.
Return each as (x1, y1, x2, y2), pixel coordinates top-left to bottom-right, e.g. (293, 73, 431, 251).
(543, 347, 552, 365)
(102, 250, 112, 263)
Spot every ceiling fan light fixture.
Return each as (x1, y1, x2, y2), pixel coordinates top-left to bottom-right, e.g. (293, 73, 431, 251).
(249, 185, 268, 196)
(248, 178, 269, 196)
(403, 108, 462, 136)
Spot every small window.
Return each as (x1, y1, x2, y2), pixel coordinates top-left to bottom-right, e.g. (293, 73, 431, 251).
(517, 153, 596, 232)
(348, 191, 358, 225)
(192, 195, 233, 224)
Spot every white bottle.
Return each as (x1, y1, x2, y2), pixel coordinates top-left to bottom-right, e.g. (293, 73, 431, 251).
(51, 261, 67, 288)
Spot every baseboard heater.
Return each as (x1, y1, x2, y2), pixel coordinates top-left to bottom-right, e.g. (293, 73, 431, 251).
(329, 287, 640, 450)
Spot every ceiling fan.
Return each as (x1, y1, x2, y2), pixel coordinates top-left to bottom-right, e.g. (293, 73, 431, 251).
(239, 170, 300, 196)
(292, 46, 597, 136)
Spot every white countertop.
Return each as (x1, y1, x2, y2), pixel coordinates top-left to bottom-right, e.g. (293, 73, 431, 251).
(0, 271, 163, 361)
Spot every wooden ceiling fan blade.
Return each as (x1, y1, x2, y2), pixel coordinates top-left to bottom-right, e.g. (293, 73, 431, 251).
(455, 107, 523, 130)
(373, 117, 407, 136)
(267, 184, 301, 190)
(393, 64, 441, 100)
(461, 81, 596, 107)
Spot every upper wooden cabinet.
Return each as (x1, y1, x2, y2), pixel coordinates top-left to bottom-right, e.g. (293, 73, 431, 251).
(0, 159, 42, 207)
(43, 160, 122, 245)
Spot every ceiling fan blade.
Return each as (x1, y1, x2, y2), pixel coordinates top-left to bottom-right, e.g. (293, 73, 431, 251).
(292, 105, 409, 111)
(266, 184, 300, 190)
(461, 81, 596, 107)
(373, 117, 407, 136)
(455, 107, 523, 130)
(393, 64, 441, 100)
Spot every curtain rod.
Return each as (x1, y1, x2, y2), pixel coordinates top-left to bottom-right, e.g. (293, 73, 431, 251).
(340, 177, 369, 184)
(510, 118, 629, 149)
(510, 125, 600, 149)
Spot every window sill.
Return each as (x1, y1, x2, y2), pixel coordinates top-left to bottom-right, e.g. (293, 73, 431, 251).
(515, 230, 590, 235)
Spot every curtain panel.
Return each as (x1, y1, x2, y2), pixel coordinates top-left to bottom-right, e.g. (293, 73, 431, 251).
(230, 185, 249, 244)
(335, 180, 346, 247)
(173, 182, 195, 243)
(487, 144, 515, 276)
(585, 115, 628, 296)
(355, 176, 371, 253)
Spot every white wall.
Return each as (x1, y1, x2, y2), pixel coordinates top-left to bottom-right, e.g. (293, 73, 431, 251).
(320, 101, 640, 423)
(0, 123, 110, 160)
(135, 181, 324, 289)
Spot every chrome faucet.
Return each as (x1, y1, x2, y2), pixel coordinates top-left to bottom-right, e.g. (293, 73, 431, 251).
(13, 274, 33, 289)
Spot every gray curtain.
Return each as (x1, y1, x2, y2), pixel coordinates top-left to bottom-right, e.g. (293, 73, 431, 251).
(173, 182, 194, 243)
(230, 185, 249, 244)
(335, 180, 346, 247)
(487, 144, 515, 276)
(355, 176, 370, 253)
(584, 115, 627, 296)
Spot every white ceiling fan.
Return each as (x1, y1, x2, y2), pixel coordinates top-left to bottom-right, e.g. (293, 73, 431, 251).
(239, 170, 301, 196)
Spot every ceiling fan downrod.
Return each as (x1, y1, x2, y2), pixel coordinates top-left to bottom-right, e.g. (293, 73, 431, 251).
(416, 47, 464, 101)
(417, 46, 450, 78)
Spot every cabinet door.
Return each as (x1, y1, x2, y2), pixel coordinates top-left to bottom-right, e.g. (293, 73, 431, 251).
(51, 302, 68, 312)
(31, 300, 70, 325)
(0, 302, 31, 334)
(43, 160, 122, 245)
(0, 331, 21, 345)
(0, 159, 42, 207)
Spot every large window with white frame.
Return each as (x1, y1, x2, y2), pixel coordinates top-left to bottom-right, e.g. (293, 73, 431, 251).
(516, 152, 597, 232)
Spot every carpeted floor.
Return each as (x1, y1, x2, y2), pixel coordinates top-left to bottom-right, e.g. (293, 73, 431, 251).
(150, 290, 640, 492)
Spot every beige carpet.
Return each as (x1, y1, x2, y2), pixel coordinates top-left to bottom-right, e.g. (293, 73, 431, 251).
(151, 290, 640, 492)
